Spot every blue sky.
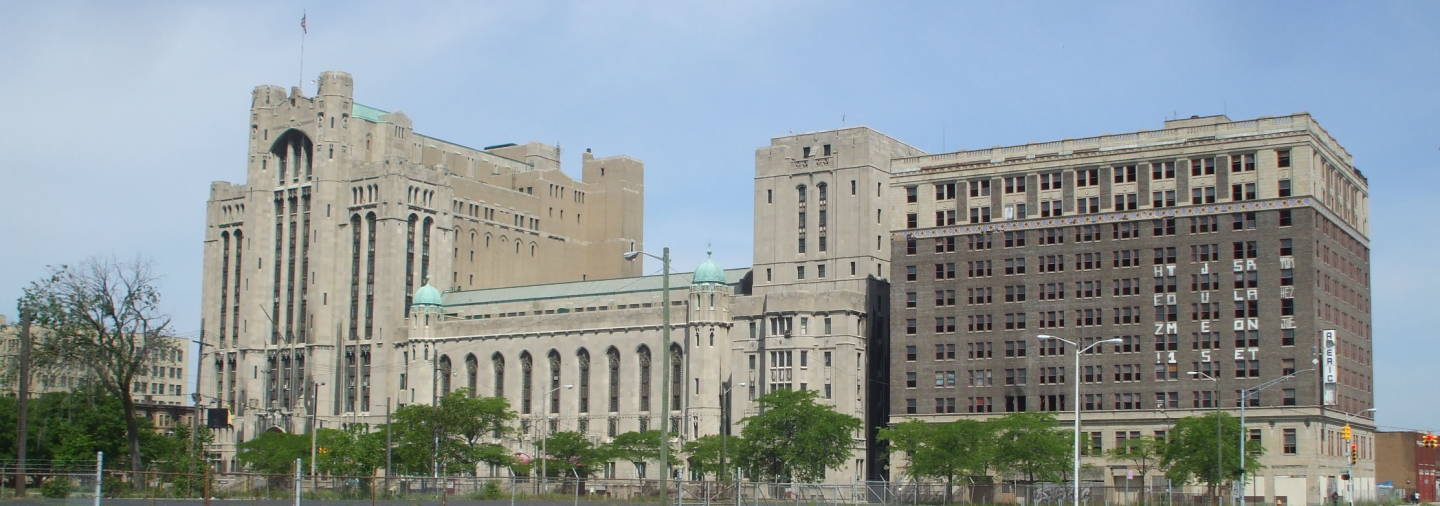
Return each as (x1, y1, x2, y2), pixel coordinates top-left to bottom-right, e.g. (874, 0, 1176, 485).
(1, 2, 1435, 430)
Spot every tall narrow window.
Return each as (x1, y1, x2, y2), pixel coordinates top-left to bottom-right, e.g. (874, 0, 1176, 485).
(520, 352, 533, 414)
(271, 196, 283, 344)
(218, 231, 230, 343)
(492, 353, 505, 398)
(421, 216, 433, 285)
(577, 349, 591, 413)
(231, 230, 242, 346)
(548, 350, 562, 413)
(465, 354, 478, 395)
(349, 215, 361, 340)
(638, 346, 652, 411)
(405, 215, 417, 314)
(364, 212, 377, 338)
(438, 354, 452, 396)
(671, 345, 683, 411)
(607, 347, 621, 412)
(351, 346, 365, 411)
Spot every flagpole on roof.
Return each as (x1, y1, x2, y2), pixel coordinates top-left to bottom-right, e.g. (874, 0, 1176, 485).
(298, 10, 307, 92)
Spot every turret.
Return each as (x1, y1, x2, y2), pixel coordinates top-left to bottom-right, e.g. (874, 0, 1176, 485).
(317, 71, 354, 99)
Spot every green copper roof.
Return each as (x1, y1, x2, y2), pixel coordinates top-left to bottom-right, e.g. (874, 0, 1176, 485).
(352, 103, 388, 123)
(413, 284, 443, 307)
(693, 248, 726, 284)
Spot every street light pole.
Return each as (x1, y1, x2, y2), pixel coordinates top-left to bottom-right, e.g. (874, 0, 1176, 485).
(625, 247, 673, 505)
(1340, 407, 1376, 506)
(1233, 369, 1313, 504)
(1187, 370, 1223, 505)
(1038, 334, 1122, 506)
(540, 384, 574, 488)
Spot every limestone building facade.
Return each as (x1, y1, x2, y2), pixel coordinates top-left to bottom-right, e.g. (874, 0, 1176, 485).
(885, 114, 1373, 505)
(198, 71, 643, 467)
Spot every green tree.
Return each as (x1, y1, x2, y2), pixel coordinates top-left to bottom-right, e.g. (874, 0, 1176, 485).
(879, 419, 995, 503)
(390, 389, 516, 475)
(606, 430, 677, 477)
(315, 425, 385, 477)
(735, 389, 862, 483)
(990, 412, 1071, 483)
(1161, 413, 1262, 499)
(20, 258, 178, 481)
(683, 434, 740, 481)
(236, 430, 310, 474)
(541, 431, 606, 478)
(1108, 436, 1166, 502)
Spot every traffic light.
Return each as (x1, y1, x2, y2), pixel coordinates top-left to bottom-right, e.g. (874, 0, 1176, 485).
(1342, 425, 1353, 440)
(1350, 444, 1359, 465)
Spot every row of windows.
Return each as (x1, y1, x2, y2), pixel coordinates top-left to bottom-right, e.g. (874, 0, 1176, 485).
(900, 331, 1298, 362)
(904, 386, 1303, 416)
(428, 345, 685, 416)
(903, 149, 1291, 204)
(901, 212, 1291, 257)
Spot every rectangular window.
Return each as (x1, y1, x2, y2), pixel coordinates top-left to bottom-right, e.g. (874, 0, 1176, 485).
(1191, 157, 1216, 176)
(1283, 428, 1298, 454)
(1151, 161, 1176, 180)
(1003, 175, 1027, 193)
(1277, 149, 1291, 168)
(905, 186, 917, 203)
(1114, 164, 1138, 183)
(1278, 179, 1292, 197)
(935, 182, 957, 200)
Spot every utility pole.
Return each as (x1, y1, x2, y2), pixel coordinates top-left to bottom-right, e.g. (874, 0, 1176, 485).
(385, 398, 392, 493)
(310, 380, 319, 491)
(15, 311, 33, 497)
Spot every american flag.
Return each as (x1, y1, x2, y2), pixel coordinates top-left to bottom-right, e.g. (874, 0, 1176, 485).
(300, 13, 307, 34)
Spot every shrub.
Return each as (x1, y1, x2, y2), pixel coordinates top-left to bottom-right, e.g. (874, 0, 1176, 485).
(466, 481, 503, 500)
(41, 477, 73, 498)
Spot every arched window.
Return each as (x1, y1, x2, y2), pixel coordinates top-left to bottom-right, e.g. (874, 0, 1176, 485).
(530, 243, 536, 257)
(817, 182, 828, 201)
(577, 349, 591, 413)
(491, 353, 505, 398)
(607, 347, 620, 412)
(465, 354, 478, 395)
(437, 354, 452, 396)
(364, 212, 377, 338)
(348, 215, 361, 340)
(219, 231, 231, 342)
(520, 352, 533, 414)
(270, 129, 314, 184)
(797, 184, 807, 203)
(670, 344, 683, 410)
(548, 350, 562, 413)
(405, 215, 417, 314)
(421, 216, 433, 283)
(637, 345, 652, 411)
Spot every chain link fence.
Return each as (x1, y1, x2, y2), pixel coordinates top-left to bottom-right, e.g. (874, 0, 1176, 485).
(0, 469, 1358, 506)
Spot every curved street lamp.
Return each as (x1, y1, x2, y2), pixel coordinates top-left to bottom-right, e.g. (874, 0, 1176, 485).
(1037, 334, 1122, 506)
(624, 247, 673, 504)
